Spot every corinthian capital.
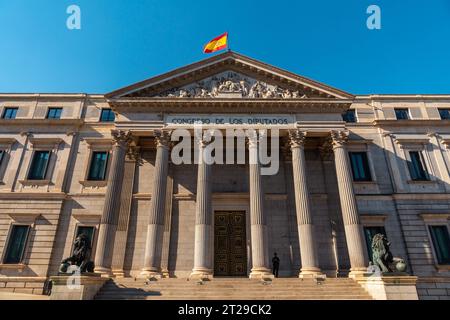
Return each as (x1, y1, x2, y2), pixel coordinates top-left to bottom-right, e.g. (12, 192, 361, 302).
(246, 129, 265, 149)
(154, 130, 172, 148)
(112, 130, 133, 146)
(330, 130, 349, 149)
(288, 130, 307, 149)
(127, 146, 141, 162)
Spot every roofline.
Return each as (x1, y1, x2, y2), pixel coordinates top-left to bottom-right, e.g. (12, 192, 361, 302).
(105, 50, 354, 99)
(355, 94, 450, 100)
(105, 51, 235, 98)
(0, 93, 105, 99)
(1, 92, 450, 100)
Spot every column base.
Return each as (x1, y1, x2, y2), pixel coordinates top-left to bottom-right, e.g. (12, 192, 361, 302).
(249, 268, 274, 280)
(140, 269, 163, 280)
(299, 268, 325, 279)
(189, 269, 213, 281)
(112, 269, 125, 278)
(93, 266, 113, 278)
(348, 268, 368, 278)
(161, 269, 170, 279)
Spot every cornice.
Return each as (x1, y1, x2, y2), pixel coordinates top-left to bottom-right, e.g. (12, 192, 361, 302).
(0, 93, 105, 100)
(0, 119, 84, 126)
(0, 192, 67, 200)
(373, 119, 450, 127)
(108, 98, 352, 114)
(360, 94, 450, 101)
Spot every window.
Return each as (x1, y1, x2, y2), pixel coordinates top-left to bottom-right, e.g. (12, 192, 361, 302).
(408, 151, 429, 181)
(3, 225, 30, 264)
(438, 109, 450, 120)
(87, 151, 109, 181)
(395, 108, 410, 120)
(46, 108, 62, 119)
(73, 226, 95, 254)
(2, 107, 18, 119)
(429, 225, 450, 264)
(342, 110, 356, 123)
(363, 226, 386, 262)
(100, 109, 115, 122)
(349, 152, 372, 181)
(28, 151, 51, 180)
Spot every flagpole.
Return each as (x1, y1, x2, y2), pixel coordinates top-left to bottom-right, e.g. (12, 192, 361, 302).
(227, 32, 231, 52)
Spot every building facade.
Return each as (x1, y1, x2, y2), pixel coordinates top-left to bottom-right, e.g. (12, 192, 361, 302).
(0, 52, 449, 299)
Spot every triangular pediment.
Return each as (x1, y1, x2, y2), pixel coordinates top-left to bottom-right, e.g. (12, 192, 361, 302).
(107, 51, 353, 100)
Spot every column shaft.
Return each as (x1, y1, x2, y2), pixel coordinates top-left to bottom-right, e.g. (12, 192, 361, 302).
(289, 130, 322, 277)
(248, 133, 272, 279)
(141, 131, 170, 278)
(95, 130, 131, 275)
(190, 139, 213, 280)
(331, 131, 367, 276)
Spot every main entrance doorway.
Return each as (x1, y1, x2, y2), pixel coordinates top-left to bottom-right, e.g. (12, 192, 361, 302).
(214, 211, 247, 277)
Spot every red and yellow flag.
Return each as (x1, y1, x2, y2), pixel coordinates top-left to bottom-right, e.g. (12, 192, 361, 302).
(203, 32, 228, 54)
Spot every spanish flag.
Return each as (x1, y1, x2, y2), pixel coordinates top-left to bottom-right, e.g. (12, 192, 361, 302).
(203, 32, 228, 54)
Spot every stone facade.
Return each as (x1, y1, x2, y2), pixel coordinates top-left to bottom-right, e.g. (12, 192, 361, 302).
(0, 52, 449, 299)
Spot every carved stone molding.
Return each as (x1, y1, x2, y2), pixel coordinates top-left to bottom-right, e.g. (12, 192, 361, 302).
(288, 130, 307, 149)
(127, 146, 142, 164)
(319, 143, 333, 161)
(154, 71, 310, 100)
(245, 129, 269, 149)
(320, 131, 348, 160)
(330, 130, 349, 149)
(112, 130, 133, 147)
(154, 130, 172, 148)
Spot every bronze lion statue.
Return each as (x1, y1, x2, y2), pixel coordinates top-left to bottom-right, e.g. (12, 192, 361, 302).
(371, 233, 406, 273)
(59, 233, 95, 274)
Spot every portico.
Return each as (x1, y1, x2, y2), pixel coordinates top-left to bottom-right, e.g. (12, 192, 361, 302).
(88, 51, 371, 279)
(93, 128, 367, 279)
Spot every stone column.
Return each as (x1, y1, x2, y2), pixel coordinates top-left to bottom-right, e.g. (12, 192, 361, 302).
(330, 130, 368, 276)
(289, 130, 322, 278)
(141, 130, 171, 278)
(111, 147, 140, 278)
(95, 130, 132, 275)
(190, 137, 213, 280)
(247, 131, 272, 279)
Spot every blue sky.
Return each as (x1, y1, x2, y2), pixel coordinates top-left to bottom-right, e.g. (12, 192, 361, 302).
(0, 0, 449, 94)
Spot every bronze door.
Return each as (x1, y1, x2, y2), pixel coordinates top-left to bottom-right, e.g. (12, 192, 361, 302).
(214, 211, 247, 277)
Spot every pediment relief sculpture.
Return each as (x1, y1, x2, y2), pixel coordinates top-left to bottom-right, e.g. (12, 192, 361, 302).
(154, 71, 309, 99)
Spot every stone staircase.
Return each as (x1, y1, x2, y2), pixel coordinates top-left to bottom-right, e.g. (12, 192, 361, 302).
(95, 277, 373, 300)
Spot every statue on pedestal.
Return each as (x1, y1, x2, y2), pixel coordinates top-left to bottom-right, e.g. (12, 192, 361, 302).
(59, 233, 95, 274)
(371, 233, 407, 273)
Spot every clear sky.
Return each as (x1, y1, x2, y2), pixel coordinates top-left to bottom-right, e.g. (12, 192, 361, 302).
(0, 0, 449, 95)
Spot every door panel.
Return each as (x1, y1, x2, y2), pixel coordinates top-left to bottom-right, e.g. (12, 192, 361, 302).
(214, 211, 247, 277)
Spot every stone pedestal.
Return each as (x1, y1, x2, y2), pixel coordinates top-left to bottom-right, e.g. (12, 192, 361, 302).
(49, 274, 108, 300)
(355, 274, 419, 300)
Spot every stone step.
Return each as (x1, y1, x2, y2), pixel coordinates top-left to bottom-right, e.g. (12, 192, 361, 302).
(103, 285, 360, 290)
(96, 291, 371, 297)
(104, 284, 366, 290)
(105, 283, 359, 287)
(95, 295, 372, 300)
(95, 278, 372, 300)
